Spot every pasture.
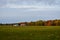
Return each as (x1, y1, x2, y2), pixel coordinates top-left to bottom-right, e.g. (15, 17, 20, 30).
(0, 25, 60, 40)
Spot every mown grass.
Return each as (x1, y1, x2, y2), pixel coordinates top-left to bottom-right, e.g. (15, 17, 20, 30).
(0, 25, 60, 40)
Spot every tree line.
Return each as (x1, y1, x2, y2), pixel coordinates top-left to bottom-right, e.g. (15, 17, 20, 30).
(25, 19, 60, 26)
(0, 19, 60, 26)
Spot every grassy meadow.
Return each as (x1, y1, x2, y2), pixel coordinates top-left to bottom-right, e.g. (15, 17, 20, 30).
(0, 25, 60, 40)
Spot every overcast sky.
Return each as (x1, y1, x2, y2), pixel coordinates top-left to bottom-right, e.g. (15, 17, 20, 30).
(0, 0, 60, 23)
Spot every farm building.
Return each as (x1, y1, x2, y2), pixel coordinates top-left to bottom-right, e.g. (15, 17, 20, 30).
(13, 23, 20, 26)
(19, 22, 27, 26)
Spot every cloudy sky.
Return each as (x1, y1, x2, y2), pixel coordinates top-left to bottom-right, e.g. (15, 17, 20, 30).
(0, 0, 60, 23)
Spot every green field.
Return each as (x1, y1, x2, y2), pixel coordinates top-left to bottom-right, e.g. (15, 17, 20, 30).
(0, 26, 60, 40)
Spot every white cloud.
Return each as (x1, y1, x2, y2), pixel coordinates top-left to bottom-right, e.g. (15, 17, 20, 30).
(1, 2, 59, 8)
(0, 0, 60, 11)
(0, 0, 60, 8)
(1, 3, 60, 11)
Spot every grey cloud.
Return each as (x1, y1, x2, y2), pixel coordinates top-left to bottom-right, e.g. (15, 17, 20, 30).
(9, 0, 60, 6)
(0, 0, 60, 8)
